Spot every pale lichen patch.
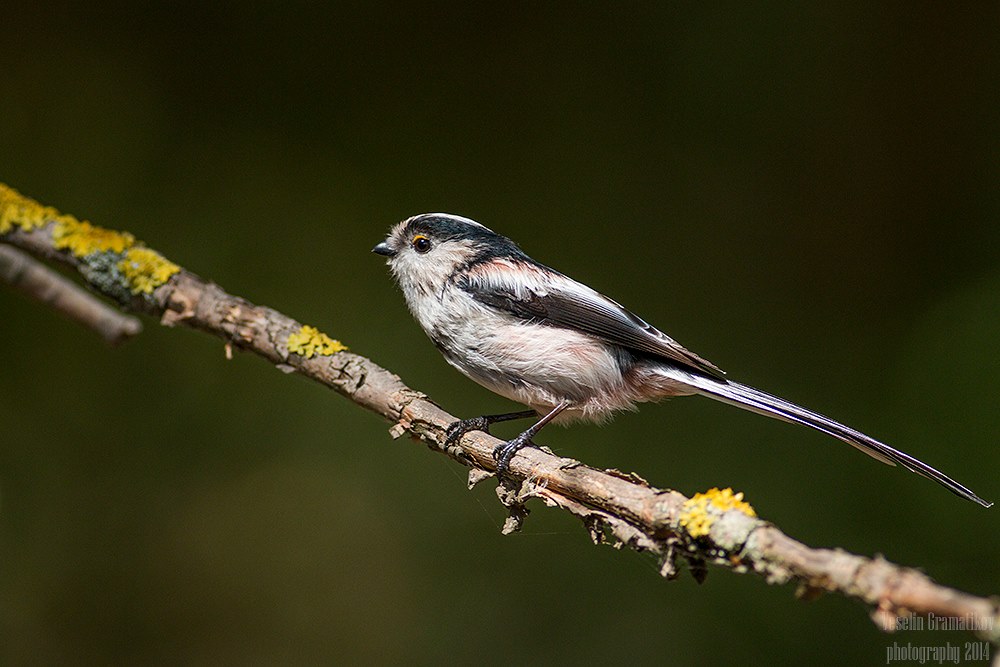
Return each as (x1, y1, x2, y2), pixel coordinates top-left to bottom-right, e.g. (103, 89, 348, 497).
(678, 487, 757, 539)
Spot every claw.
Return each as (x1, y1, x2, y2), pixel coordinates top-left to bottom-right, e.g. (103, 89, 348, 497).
(445, 416, 491, 446)
(448, 404, 568, 476)
(444, 410, 538, 447)
(492, 434, 533, 475)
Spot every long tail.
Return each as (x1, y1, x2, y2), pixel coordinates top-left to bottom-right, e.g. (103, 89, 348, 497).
(675, 372, 992, 508)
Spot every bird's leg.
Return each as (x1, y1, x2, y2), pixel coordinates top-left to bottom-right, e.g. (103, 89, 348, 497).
(445, 410, 538, 446)
(493, 401, 570, 475)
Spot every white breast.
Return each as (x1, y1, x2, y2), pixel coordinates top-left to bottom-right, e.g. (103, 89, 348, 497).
(407, 283, 641, 422)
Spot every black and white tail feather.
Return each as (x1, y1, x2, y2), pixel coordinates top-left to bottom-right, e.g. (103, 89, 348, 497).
(374, 213, 992, 508)
(679, 373, 989, 505)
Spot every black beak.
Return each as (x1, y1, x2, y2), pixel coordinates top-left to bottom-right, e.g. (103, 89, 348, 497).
(372, 241, 395, 257)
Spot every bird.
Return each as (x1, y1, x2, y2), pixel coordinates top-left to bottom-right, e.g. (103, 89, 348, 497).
(372, 213, 991, 507)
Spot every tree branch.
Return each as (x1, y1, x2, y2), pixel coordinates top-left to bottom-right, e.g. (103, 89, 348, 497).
(0, 243, 142, 344)
(2, 183, 997, 646)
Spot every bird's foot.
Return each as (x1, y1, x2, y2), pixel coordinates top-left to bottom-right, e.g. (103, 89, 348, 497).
(492, 433, 534, 476)
(445, 410, 537, 447)
(444, 416, 493, 447)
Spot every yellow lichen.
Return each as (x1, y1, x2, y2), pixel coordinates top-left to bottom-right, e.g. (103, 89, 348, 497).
(0, 183, 80, 235)
(678, 487, 757, 538)
(117, 247, 181, 294)
(53, 217, 135, 256)
(0, 183, 137, 257)
(287, 325, 347, 358)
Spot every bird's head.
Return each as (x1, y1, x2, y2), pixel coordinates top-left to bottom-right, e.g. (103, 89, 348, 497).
(372, 213, 522, 296)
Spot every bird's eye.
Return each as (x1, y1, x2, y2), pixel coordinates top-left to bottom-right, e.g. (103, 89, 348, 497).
(412, 235, 432, 253)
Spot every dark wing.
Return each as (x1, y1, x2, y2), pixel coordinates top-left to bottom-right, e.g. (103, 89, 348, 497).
(459, 262, 726, 380)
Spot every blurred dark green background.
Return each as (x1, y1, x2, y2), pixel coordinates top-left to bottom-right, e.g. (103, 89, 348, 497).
(2, 3, 998, 664)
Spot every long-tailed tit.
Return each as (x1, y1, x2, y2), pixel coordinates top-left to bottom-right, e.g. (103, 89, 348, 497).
(373, 213, 990, 507)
